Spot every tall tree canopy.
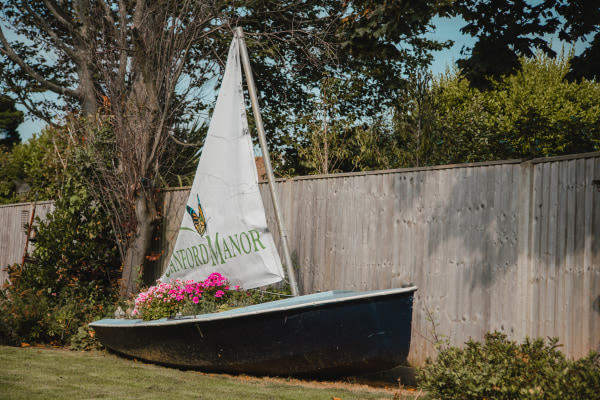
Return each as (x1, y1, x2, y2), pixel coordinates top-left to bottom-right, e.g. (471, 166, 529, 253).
(0, 0, 450, 295)
(431, 51, 600, 164)
(455, 0, 600, 89)
(293, 51, 600, 174)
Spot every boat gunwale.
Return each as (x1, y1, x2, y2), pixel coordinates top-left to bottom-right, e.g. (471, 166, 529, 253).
(90, 286, 417, 328)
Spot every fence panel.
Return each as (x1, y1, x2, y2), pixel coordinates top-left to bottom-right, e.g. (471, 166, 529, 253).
(154, 154, 599, 364)
(2, 153, 598, 365)
(0, 201, 55, 285)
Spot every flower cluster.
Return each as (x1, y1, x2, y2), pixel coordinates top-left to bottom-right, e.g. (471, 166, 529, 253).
(132, 273, 242, 321)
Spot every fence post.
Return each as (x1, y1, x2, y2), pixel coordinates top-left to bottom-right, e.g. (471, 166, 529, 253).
(516, 160, 534, 339)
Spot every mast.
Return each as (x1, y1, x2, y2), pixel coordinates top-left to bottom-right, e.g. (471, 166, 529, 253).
(235, 27, 299, 297)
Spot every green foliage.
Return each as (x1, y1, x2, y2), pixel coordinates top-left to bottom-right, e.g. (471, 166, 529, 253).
(293, 76, 356, 175)
(431, 51, 600, 164)
(454, 0, 600, 88)
(0, 147, 21, 204)
(297, 50, 600, 174)
(0, 277, 51, 344)
(0, 120, 120, 346)
(345, 122, 398, 172)
(0, 124, 78, 204)
(417, 332, 600, 400)
(455, 0, 559, 90)
(69, 323, 102, 351)
(1, 0, 454, 176)
(30, 179, 120, 302)
(557, 0, 600, 82)
(290, 75, 400, 175)
(0, 271, 114, 346)
(393, 67, 438, 168)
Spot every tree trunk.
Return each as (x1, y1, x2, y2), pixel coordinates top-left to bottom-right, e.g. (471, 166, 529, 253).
(77, 62, 99, 116)
(119, 192, 156, 297)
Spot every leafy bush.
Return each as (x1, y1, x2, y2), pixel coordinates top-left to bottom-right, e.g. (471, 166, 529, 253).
(0, 262, 117, 346)
(69, 323, 103, 351)
(417, 331, 600, 399)
(0, 121, 121, 347)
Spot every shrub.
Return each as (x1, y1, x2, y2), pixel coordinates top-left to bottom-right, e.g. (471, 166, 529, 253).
(0, 176, 120, 346)
(0, 122, 121, 347)
(0, 265, 117, 347)
(417, 331, 600, 400)
(69, 323, 103, 351)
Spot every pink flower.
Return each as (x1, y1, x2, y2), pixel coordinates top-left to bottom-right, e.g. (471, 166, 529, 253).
(192, 296, 199, 304)
(215, 290, 224, 298)
(234, 285, 240, 290)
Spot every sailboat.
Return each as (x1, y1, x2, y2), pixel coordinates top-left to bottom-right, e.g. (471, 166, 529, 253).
(90, 29, 417, 377)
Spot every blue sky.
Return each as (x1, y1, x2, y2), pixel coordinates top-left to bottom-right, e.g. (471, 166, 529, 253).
(13, 16, 583, 141)
(427, 16, 476, 76)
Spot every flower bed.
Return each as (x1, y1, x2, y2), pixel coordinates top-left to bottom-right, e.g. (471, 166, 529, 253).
(133, 273, 248, 321)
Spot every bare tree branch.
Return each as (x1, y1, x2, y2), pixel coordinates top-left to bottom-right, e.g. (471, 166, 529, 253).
(97, 0, 117, 29)
(12, 87, 54, 126)
(22, 2, 80, 62)
(42, 0, 76, 32)
(0, 26, 81, 99)
(168, 132, 201, 147)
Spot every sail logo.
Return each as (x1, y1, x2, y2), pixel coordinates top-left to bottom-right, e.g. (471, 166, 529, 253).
(164, 229, 267, 278)
(186, 194, 207, 236)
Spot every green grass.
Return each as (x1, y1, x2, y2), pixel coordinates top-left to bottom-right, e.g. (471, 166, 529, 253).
(0, 345, 418, 399)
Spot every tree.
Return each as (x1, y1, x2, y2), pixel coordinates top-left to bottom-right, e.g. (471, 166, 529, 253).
(0, 95, 23, 148)
(0, 0, 451, 296)
(295, 77, 352, 175)
(0, 126, 63, 204)
(454, 0, 600, 89)
(454, 0, 560, 90)
(557, 0, 600, 82)
(393, 67, 438, 167)
(0, 0, 212, 295)
(292, 76, 403, 175)
(432, 51, 600, 163)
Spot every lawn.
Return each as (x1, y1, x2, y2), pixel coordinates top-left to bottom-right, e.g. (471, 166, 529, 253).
(0, 345, 420, 399)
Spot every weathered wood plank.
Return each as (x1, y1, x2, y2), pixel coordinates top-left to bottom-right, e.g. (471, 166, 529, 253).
(581, 158, 595, 353)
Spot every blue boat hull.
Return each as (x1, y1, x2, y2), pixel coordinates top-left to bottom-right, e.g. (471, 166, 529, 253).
(90, 287, 416, 377)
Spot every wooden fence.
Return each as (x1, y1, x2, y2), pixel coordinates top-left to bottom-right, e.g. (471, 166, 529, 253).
(2, 153, 598, 366)
(0, 200, 55, 285)
(154, 152, 600, 365)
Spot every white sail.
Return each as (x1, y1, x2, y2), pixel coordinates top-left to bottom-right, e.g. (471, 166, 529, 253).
(160, 36, 285, 289)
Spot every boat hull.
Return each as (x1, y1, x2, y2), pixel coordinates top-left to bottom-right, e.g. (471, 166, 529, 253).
(90, 287, 416, 377)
